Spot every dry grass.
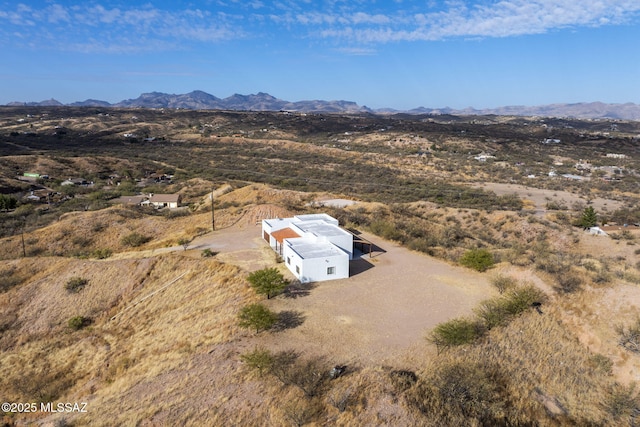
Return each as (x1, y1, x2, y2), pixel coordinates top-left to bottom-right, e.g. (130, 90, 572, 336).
(3, 183, 640, 426)
(0, 252, 259, 426)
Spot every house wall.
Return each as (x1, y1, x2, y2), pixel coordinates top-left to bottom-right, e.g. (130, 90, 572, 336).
(262, 218, 292, 247)
(282, 244, 349, 283)
(327, 233, 353, 260)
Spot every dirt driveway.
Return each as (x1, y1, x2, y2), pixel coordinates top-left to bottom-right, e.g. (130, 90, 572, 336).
(195, 223, 498, 367)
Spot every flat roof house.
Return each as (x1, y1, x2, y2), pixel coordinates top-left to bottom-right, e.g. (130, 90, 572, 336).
(262, 214, 352, 283)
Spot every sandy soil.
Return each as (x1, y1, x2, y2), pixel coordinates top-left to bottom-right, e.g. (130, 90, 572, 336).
(190, 222, 497, 367)
(479, 182, 624, 213)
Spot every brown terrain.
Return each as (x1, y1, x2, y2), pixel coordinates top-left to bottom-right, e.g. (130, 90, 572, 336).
(1, 107, 639, 426)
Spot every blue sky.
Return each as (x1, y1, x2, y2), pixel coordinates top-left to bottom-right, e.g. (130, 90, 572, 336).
(1, 1, 640, 109)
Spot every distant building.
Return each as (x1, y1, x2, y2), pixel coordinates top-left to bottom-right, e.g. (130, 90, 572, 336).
(148, 194, 181, 209)
(61, 178, 91, 186)
(262, 214, 353, 283)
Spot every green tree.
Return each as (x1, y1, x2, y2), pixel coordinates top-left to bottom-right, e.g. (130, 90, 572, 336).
(240, 347, 275, 376)
(579, 206, 597, 228)
(238, 303, 278, 333)
(0, 194, 18, 211)
(247, 267, 288, 299)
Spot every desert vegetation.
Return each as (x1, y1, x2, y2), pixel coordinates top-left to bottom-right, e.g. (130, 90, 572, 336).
(1, 106, 640, 425)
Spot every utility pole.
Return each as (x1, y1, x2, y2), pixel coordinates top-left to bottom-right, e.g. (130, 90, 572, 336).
(21, 218, 26, 257)
(211, 189, 215, 231)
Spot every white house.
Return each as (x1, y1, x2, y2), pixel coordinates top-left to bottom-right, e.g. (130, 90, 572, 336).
(148, 194, 181, 209)
(262, 214, 353, 283)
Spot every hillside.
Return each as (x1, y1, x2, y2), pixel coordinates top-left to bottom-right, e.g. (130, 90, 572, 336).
(8, 91, 640, 119)
(1, 108, 640, 425)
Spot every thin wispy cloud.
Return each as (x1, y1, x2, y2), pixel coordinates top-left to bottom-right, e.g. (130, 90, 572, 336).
(1, 1, 639, 53)
(300, 0, 640, 42)
(0, 3, 241, 53)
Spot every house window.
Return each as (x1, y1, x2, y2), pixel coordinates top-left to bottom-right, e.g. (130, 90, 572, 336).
(327, 266, 336, 275)
(287, 257, 291, 265)
(296, 266, 300, 274)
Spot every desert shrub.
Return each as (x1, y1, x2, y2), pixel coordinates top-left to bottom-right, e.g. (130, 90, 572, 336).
(475, 299, 511, 330)
(623, 271, 640, 285)
(501, 285, 546, 315)
(546, 200, 567, 210)
(592, 269, 612, 285)
(12, 363, 76, 403)
(616, 318, 640, 354)
(604, 383, 639, 423)
(120, 232, 151, 247)
(271, 354, 329, 398)
(71, 235, 93, 247)
(65, 277, 88, 293)
(369, 219, 403, 241)
(327, 385, 356, 413)
(68, 315, 91, 330)
(91, 221, 106, 232)
(459, 248, 494, 272)
(588, 354, 613, 376)
(408, 362, 509, 425)
(282, 398, 324, 426)
(164, 209, 190, 219)
(177, 237, 192, 251)
(389, 369, 418, 392)
(491, 274, 517, 294)
(555, 271, 582, 294)
(430, 317, 483, 352)
(91, 248, 113, 259)
(0, 267, 23, 293)
(201, 248, 218, 257)
(582, 260, 598, 272)
(476, 284, 545, 330)
(535, 253, 571, 274)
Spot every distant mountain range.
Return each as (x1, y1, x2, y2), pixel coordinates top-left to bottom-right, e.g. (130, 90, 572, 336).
(6, 90, 640, 120)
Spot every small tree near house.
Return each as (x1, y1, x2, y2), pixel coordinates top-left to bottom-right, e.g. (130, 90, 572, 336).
(247, 267, 289, 299)
(238, 303, 278, 333)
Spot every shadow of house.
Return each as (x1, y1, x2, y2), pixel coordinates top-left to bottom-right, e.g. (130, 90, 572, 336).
(349, 256, 375, 277)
